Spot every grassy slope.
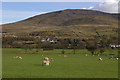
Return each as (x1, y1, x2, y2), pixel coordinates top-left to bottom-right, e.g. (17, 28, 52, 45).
(2, 48, 118, 78)
(2, 9, 119, 38)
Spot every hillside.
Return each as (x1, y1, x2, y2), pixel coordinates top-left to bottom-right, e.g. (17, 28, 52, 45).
(2, 9, 119, 38)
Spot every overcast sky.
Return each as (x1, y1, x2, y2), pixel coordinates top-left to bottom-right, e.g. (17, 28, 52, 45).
(1, 0, 120, 24)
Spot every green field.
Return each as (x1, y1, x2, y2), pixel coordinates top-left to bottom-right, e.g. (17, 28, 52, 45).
(2, 48, 118, 78)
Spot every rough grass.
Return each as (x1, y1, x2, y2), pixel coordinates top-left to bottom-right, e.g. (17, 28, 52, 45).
(2, 48, 118, 78)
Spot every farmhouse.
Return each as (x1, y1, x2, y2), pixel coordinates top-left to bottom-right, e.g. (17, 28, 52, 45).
(41, 38, 46, 42)
(109, 44, 120, 48)
(49, 39, 57, 43)
(23, 41, 35, 44)
(41, 38, 58, 43)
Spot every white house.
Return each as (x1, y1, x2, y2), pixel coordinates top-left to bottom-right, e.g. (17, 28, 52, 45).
(109, 44, 120, 48)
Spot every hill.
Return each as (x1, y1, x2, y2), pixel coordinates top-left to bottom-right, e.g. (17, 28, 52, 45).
(2, 9, 119, 38)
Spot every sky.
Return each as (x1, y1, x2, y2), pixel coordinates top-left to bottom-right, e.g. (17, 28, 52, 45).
(1, 0, 120, 24)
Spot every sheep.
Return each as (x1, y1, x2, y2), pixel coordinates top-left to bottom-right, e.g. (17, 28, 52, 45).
(44, 57, 49, 61)
(45, 61, 50, 66)
(42, 60, 50, 66)
(18, 56, 22, 59)
(99, 58, 103, 61)
(42, 57, 51, 66)
(84, 54, 88, 56)
(116, 58, 119, 60)
(14, 56, 22, 59)
(42, 60, 47, 66)
(64, 55, 67, 57)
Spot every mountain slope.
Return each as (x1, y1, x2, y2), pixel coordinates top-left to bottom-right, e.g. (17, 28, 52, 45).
(2, 9, 119, 38)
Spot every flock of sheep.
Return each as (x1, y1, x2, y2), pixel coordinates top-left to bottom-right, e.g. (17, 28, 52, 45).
(98, 57, 119, 61)
(13, 56, 22, 59)
(42, 57, 53, 66)
(84, 53, 119, 61)
(41, 55, 68, 66)
(13, 53, 119, 66)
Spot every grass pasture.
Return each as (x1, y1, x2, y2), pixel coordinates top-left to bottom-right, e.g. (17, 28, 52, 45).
(2, 48, 118, 78)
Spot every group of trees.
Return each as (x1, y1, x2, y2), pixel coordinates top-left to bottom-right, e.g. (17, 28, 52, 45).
(2, 34, 118, 54)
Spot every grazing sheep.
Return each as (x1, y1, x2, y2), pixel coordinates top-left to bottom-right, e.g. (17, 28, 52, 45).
(42, 60, 50, 66)
(14, 56, 22, 60)
(64, 55, 67, 57)
(41, 55, 43, 56)
(19, 56, 22, 59)
(44, 57, 49, 61)
(99, 58, 103, 61)
(42, 60, 47, 66)
(46, 61, 50, 66)
(116, 58, 119, 60)
(84, 54, 88, 56)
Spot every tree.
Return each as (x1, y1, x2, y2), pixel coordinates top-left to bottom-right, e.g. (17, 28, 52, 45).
(71, 39, 78, 54)
(12, 41, 23, 48)
(86, 40, 98, 55)
(22, 44, 29, 53)
(97, 39, 107, 55)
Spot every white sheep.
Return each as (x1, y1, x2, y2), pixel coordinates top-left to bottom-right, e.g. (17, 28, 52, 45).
(99, 58, 103, 61)
(19, 56, 22, 59)
(42, 60, 47, 65)
(42, 60, 50, 66)
(64, 55, 67, 57)
(116, 58, 119, 60)
(85, 54, 88, 56)
(44, 57, 49, 61)
(45, 61, 50, 66)
(13, 56, 22, 60)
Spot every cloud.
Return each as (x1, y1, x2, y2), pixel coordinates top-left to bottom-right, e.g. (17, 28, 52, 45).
(88, 6, 94, 9)
(103, 0, 116, 2)
(1, 10, 47, 24)
(88, 0, 119, 13)
(82, 8, 87, 9)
